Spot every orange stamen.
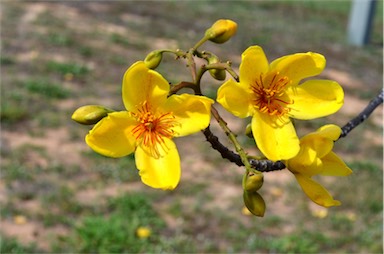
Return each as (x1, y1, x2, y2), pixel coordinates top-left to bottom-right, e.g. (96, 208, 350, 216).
(251, 72, 292, 120)
(131, 101, 178, 158)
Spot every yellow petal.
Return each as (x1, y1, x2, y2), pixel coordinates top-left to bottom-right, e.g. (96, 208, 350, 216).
(251, 112, 300, 161)
(299, 124, 341, 159)
(320, 152, 353, 176)
(163, 94, 213, 137)
(122, 61, 169, 111)
(294, 174, 341, 207)
(287, 124, 342, 175)
(300, 135, 334, 160)
(239, 46, 269, 90)
(217, 79, 253, 118)
(287, 80, 344, 119)
(287, 150, 323, 176)
(270, 52, 325, 84)
(316, 124, 342, 141)
(86, 111, 136, 158)
(135, 138, 180, 190)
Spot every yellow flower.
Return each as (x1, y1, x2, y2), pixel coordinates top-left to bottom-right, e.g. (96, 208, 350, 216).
(85, 61, 213, 190)
(285, 124, 352, 207)
(136, 226, 151, 239)
(217, 46, 344, 161)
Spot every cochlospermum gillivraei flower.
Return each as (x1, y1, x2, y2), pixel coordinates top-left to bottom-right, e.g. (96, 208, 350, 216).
(83, 61, 214, 190)
(285, 124, 352, 207)
(217, 45, 344, 161)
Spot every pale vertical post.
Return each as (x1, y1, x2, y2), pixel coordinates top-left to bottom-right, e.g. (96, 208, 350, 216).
(347, 0, 376, 46)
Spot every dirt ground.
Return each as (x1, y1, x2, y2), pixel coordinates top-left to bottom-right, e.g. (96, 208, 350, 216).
(1, 1, 383, 253)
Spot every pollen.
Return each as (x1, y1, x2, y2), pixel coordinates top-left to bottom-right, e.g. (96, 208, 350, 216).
(131, 101, 178, 158)
(251, 72, 292, 117)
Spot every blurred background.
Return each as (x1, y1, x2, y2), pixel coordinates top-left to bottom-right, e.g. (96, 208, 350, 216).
(1, 1, 382, 253)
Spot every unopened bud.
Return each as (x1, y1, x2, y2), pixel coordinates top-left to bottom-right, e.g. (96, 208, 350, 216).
(244, 171, 264, 192)
(72, 105, 113, 125)
(205, 19, 237, 44)
(207, 55, 226, 81)
(144, 50, 163, 69)
(243, 191, 266, 217)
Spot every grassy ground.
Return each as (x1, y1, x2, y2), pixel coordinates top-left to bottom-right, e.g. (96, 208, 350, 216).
(1, 1, 383, 253)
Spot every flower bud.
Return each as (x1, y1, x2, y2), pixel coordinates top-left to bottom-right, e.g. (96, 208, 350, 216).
(72, 105, 113, 125)
(207, 55, 226, 81)
(144, 50, 163, 69)
(204, 19, 237, 44)
(243, 191, 266, 217)
(244, 171, 264, 192)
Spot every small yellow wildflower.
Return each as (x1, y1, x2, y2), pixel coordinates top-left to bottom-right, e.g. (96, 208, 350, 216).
(217, 46, 344, 161)
(13, 215, 27, 225)
(285, 124, 352, 207)
(136, 226, 151, 239)
(311, 208, 328, 218)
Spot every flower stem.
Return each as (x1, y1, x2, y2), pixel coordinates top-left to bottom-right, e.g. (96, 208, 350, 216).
(210, 106, 256, 173)
(186, 49, 198, 83)
(192, 36, 209, 51)
(169, 81, 196, 95)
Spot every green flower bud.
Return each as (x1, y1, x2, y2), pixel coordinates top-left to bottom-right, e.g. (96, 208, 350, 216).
(204, 19, 237, 44)
(243, 171, 264, 192)
(207, 55, 226, 81)
(243, 191, 266, 217)
(72, 105, 113, 125)
(144, 50, 163, 69)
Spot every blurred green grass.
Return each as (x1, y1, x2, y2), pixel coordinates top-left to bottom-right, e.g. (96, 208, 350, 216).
(1, 1, 382, 253)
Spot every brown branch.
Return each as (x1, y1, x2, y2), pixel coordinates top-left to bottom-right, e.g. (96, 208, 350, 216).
(202, 126, 286, 172)
(169, 81, 196, 95)
(339, 89, 383, 138)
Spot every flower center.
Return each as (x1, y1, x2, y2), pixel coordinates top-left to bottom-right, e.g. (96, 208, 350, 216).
(131, 101, 178, 158)
(251, 72, 292, 117)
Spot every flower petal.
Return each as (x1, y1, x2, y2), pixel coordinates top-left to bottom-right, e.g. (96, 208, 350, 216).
(122, 61, 169, 111)
(239, 45, 269, 90)
(251, 112, 300, 161)
(286, 149, 323, 176)
(294, 174, 341, 207)
(135, 138, 180, 190)
(270, 52, 325, 84)
(288, 80, 344, 119)
(163, 94, 213, 137)
(86, 111, 137, 158)
(299, 124, 341, 159)
(316, 124, 342, 141)
(217, 79, 253, 118)
(320, 152, 353, 176)
(300, 135, 334, 160)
